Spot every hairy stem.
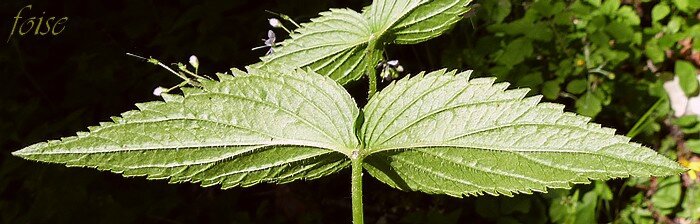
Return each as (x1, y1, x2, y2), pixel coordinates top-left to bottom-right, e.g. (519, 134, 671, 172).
(368, 65, 378, 99)
(365, 39, 383, 99)
(351, 154, 364, 224)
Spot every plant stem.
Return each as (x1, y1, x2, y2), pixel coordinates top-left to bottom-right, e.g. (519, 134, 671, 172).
(351, 155, 364, 224)
(365, 38, 384, 99)
(356, 38, 382, 223)
(626, 98, 664, 138)
(368, 66, 377, 99)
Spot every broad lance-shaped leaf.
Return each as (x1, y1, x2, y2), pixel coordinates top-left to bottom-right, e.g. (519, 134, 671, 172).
(364, 0, 472, 44)
(253, 0, 472, 84)
(360, 70, 683, 197)
(253, 9, 373, 85)
(12, 69, 360, 189)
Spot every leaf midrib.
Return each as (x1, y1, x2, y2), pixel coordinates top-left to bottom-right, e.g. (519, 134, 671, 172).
(206, 149, 334, 180)
(103, 145, 268, 169)
(368, 144, 676, 171)
(17, 139, 343, 155)
(391, 0, 463, 30)
(414, 148, 602, 184)
(369, 0, 429, 42)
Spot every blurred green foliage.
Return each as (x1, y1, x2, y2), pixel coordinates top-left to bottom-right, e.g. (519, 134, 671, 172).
(436, 0, 700, 222)
(2, 0, 700, 223)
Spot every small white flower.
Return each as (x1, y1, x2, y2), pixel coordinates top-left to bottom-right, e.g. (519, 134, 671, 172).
(251, 30, 277, 55)
(268, 18, 282, 28)
(153, 86, 167, 96)
(387, 60, 399, 67)
(189, 55, 199, 69)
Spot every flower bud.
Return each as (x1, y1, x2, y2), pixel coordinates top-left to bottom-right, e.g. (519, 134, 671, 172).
(268, 18, 282, 28)
(153, 86, 167, 96)
(387, 60, 399, 67)
(189, 55, 199, 69)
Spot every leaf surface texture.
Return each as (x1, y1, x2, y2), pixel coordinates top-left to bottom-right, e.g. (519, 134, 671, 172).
(255, 9, 373, 84)
(365, 0, 472, 44)
(361, 70, 683, 196)
(13, 70, 360, 189)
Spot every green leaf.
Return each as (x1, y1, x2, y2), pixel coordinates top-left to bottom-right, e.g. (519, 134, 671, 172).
(576, 92, 602, 118)
(600, 0, 620, 14)
(549, 190, 579, 224)
(673, 0, 690, 12)
(516, 72, 543, 88)
(12, 70, 360, 189)
(255, 0, 473, 84)
(605, 22, 634, 43)
(497, 37, 533, 66)
(254, 9, 373, 84)
(364, 0, 472, 44)
(589, 31, 610, 47)
(675, 60, 698, 96)
(526, 23, 554, 42)
(594, 181, 613, 201)
(684, 139, 700, 154)
(585, 0, 602, 7)
(360, 70, 683, 197)
(574, 190, 598, 224)
(678, 184, 700, 220)
(12, 67, 684, 201)
(667, 16, 684, 33)
(482, 0, 511, 23)
(645, 39, 665, 63)
(566, 79, 588, 95)
(532, 0, 565, 17)
(673, 115, 699, 127)
(617, 6, 641, 26)
(542, 81, 561, 100)
(651, 3, 670, 22)
(651, 176, 682, 212)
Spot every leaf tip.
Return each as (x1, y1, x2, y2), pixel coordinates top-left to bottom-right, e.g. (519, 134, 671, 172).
(11, 146, 33, 158)
(456, 70, 473, 79)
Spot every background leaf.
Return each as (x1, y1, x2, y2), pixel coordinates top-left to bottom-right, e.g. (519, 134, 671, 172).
(575, 92, 602, 118)
(651, 176, 682, 213)
(651, 3, 670, 22)
(541, 81, 561, 100)
(496, 37, 533, 66)
(675, 60, 698, 96)
(566, 79, 588, 95)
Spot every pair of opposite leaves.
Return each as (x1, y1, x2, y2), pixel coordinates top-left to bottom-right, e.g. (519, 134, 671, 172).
(13, 68, 682, 197)
(13, 0, 682, 197)
(255, 0, 473, 84)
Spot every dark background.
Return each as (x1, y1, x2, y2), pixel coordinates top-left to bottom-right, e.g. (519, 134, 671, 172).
(0, 1, 512, 223)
